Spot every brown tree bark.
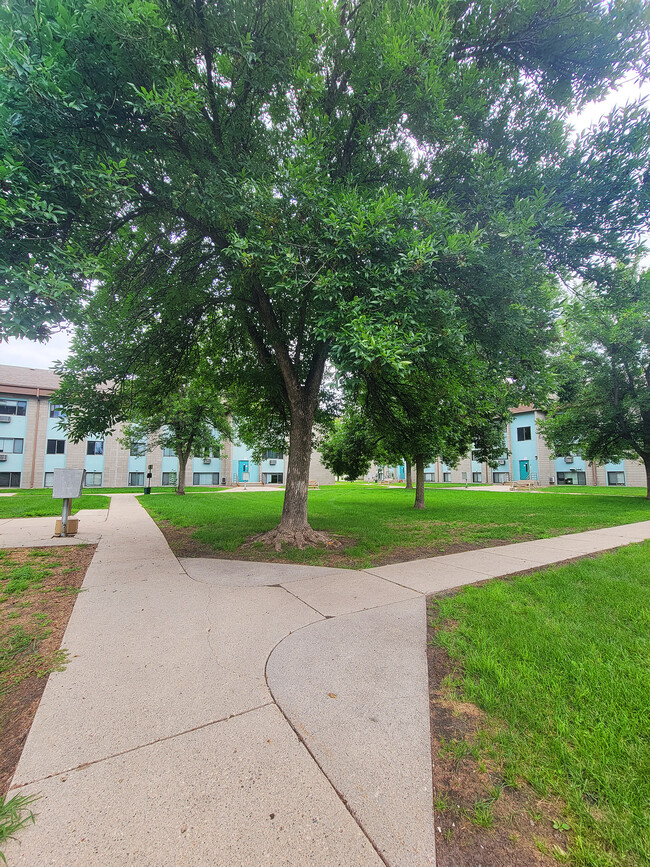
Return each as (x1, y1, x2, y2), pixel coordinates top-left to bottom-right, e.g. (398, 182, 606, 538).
(244, 287, 335, 549)
(176, 449, 188, 495)
(643, 454, 650, 500)
(414, 454, 425, 509)
(405, 459, 413, 489)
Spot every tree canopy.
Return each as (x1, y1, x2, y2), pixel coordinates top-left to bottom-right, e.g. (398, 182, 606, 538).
(2, 0, 649, 543)
(540, 265, 650, 498)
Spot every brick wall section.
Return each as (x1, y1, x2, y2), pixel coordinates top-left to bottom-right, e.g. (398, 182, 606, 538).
(534, 412, 555, 485)
(21, 396, 39, 488)
(308, 451, 337, 485)
(624, 460, 647, 487)
(31, 397, 50, 488)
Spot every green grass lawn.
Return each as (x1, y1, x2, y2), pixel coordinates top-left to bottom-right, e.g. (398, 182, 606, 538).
(429, 542, 650, 866)
(0, 489, 111, 518)
(141, 484, 650, 568)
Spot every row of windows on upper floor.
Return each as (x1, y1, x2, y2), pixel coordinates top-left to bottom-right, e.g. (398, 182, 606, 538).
(0, 400, 64, 418)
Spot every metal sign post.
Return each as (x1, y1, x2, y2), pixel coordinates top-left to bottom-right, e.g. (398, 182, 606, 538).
(144, 464, 153, 495)
(52, 469, 85, 537)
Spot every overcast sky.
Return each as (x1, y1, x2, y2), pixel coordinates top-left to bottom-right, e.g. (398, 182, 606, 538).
(2, 76, 649, 372)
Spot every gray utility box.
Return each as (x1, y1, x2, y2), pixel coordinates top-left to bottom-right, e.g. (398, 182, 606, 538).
(52, 468, 85, 499)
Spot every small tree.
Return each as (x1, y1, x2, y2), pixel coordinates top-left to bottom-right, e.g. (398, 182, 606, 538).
(319, 413, 374, 482)
(540, 265, 650, 498)
(53, 284, 230, 493)
(120, 381, 228, 494)
(359, 351, 514, 509)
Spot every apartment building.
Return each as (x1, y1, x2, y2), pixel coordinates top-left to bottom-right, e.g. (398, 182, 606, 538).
(379, 406, 645, 488)
(0, 365, 336, 489)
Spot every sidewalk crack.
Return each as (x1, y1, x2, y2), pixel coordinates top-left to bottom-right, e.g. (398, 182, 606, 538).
(10, 703, 274, 792)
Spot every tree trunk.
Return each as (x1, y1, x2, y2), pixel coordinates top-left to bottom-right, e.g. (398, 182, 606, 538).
(279, 403, 313, 531)
(405, 459, 413, 489)
(644, 454, 650, 500)
(414, 454, 425, 509)
(176, 450, 188, 495)
(248, 395, 339, 551)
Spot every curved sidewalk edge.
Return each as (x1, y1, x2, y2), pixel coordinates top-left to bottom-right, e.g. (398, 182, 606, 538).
(267, 597, 437, 867)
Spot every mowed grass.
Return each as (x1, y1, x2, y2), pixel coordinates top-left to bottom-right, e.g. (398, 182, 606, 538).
(0, 489, 110, 519)
(429, 542, 650, 866)
(142, 484, 650, 568)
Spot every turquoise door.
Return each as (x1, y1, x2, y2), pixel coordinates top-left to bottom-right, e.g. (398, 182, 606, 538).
(238, 460, 249, 481)
(519, 460, 530, 480)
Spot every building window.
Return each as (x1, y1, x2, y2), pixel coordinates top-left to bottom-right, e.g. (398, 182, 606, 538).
(162, 447, 176, 457)
(262, 450, 283, 460)
(0, 438, 23, 454)
(86, 440, 104, 456)
(49, 404, 64, 418)
(263, 472, 284, 484)
(516, 426, 532, 441)
(0, 472, 21, 488)
(44, 472, 54, 487)
(128, 472, 144, 486)
(162, 472, 177, 486)
(492, 472, 510, 483)
(46, 439, 65, 455)
(557, 471, 587, 486)
(0, 400, 26, 416)
(85, 472, 103, 487)
(607, 471, 625, 486)
(192, 472, 220, 486)
(472, 472, 482, 483)
(130, 443, 146, 457)
(423, 472, 435, 482)
(443, 472, 451, 482)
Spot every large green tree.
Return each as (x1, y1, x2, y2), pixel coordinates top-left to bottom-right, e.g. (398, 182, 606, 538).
(1, 0, 648, 545)
(53, 280, 231, 494)
(540, 265, 650, 498)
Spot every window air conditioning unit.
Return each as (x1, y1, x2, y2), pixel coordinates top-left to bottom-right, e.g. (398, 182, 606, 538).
(0, 454, 7, 462)
(564, 455, 574, 463)
(269, 459, 277, 465)
(203, 457, 212, 464)
(0, 416, 10, 423)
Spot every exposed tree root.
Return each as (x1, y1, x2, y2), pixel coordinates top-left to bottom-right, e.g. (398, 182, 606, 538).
(246, 525, 342, 552)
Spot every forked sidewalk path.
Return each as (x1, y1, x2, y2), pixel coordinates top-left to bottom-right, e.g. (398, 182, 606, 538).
(4, 496, 650, 866)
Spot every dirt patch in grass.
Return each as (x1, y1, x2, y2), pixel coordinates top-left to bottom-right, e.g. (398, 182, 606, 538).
(427, 619, 570, 866)
(157, 520, 536, 567)
(0, 545, 95, 796)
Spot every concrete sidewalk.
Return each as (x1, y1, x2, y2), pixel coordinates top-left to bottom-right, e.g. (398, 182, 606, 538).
(4, 497, 650, 866)
(0, 507, 107, 547)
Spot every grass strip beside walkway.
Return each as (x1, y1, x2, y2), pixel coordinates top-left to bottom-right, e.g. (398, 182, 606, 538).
(429, 541, 650, 866)
(142, 485, 650, 568)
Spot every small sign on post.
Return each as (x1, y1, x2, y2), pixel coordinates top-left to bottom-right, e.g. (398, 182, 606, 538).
(144, 464, 153, 495)
(52, 468, 85, 537)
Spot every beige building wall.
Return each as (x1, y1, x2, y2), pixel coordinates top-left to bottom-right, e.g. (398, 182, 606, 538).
(308, 451, 337, 486)
(534, 411, 555, 486)
(31, 398, 52, 489)
(624, 459, 646, 487)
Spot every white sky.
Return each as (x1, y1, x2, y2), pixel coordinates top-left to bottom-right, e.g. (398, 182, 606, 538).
(3, 76, 649, 372)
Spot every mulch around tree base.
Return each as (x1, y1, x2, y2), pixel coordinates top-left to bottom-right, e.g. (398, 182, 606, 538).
(1, 546, 96, 796)
(427, 612, 570, 866)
